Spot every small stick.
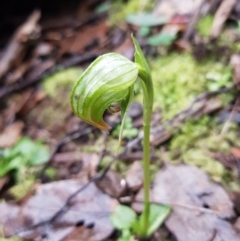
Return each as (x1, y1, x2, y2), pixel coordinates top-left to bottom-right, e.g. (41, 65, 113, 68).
(0, 10, 41, 80)
(211, 0, 236, 39)
(219, 97, 240, 138)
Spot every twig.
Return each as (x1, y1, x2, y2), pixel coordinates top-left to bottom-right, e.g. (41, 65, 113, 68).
(182, 0, 207, 41)
(207, 229, 217, 241)
(211, 0, 236, 39)
(133, 200, 221, 216)
(0, 52, 97, 99)
(127, 85, 235, 147)
(39, 127, 93, 178)
(219, 96, 240, 138)
(0, 10, 41, 81)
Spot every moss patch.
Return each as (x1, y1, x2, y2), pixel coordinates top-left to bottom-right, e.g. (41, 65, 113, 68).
(109, 0, 155, 25)
(27, 68, 83, 135)
(148, 53, 232, 120)
(169, 117, 240, 186)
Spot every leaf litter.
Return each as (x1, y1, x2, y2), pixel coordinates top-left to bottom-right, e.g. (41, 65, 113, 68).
(151, 164, 239, 241)
(1, 0, 240, 240)
(0, 180, 118, 241)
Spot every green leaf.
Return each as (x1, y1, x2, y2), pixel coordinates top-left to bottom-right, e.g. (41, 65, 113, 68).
(110, 205, 137, 230)
(196, 15, 214, 37)
(146, 204, 171, 236)
(70, 53, 138, 131)
(127, 13, 168, 27)
(133, 204, 171, 237)
(138, 26, 151, 37)
(117, 229, 132, 241)
(147, 33, 176, 46)
(11, 137, 49, 166)
(0, 137, 49, 177)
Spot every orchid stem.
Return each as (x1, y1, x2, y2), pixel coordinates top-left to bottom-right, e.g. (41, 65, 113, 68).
(139, 71, 153, 237)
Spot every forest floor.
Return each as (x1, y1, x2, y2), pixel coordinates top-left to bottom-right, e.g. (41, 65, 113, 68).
(1, 0, 240, 240)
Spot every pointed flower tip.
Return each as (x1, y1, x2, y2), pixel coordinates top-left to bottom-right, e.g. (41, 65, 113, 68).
(94, 122, 111, 133)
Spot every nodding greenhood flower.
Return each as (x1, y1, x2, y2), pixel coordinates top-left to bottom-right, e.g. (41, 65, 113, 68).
(70, 53, 138, 131)
(70, 35, 152, 134)
(70, 35, 160, 238)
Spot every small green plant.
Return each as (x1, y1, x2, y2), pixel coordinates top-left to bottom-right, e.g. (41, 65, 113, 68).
(110, 204, 171, 240)
(0, 137, 49, 179)
(70, 35, 170, 238)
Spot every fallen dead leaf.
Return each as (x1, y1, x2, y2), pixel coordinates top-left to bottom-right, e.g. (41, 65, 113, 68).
(234, 217, 240, 234)
(17, 90, 46, 117)
(231, 147, 240, 159)
(114, 38, 134, 60)
(0, 176, 9, 191)
(154, 0, 202, 17)
(151, 164, 239, 241)
(52, 152, 100, 180)
(60, 21, 109, 55)
(0, 180, 118, 241)
(0, 121, 24, 148)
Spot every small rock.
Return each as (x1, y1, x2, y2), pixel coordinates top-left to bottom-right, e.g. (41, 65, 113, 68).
(126, 162, 143, 192)
(128, 102, 143, 118)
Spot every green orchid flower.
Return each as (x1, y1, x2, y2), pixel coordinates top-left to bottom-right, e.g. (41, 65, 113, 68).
(70, 35, 170, 238)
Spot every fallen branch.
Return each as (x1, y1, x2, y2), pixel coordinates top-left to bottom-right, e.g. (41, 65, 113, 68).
(0, 10, 41, 81)
(39, 126, 94, 178)
(127, 85, 235, 147)
(0, 52, 97, 99)
(182, 0, 207, 41)
(211, 0, 236, 39)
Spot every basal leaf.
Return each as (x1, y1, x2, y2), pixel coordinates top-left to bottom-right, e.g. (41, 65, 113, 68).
(146, 204, 171, 236)
(110, 205, 137, 230)
(133, 204, 171, 237)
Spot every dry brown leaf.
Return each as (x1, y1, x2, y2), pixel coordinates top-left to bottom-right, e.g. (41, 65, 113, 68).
(0, 180, 118, 241)
(0, 176, 9, 191)
(154, 0, 202, 17)
(151, 164, 239, 241)
(0, 121, 24, 148)
(114, 38, 134, 60)
(231, 147, 240, 159)
(60, 21, 109, 55)
(52, 152, 100, 180)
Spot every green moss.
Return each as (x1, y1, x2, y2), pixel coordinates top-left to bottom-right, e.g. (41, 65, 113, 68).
(28, 68, 83, 133)
(148, 53, 232, 119)
(9, 177, 35, 200)
(112, 117, 138, 139)
(196, 15, 214, 37)
(42, 68, 83, 99)
(0, 228, 21, 241)
(109, 0, 155, 25)
(169, 117, 240, 185)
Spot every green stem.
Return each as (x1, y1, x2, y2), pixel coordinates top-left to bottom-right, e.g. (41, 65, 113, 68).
(139, 71, 154, 237)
